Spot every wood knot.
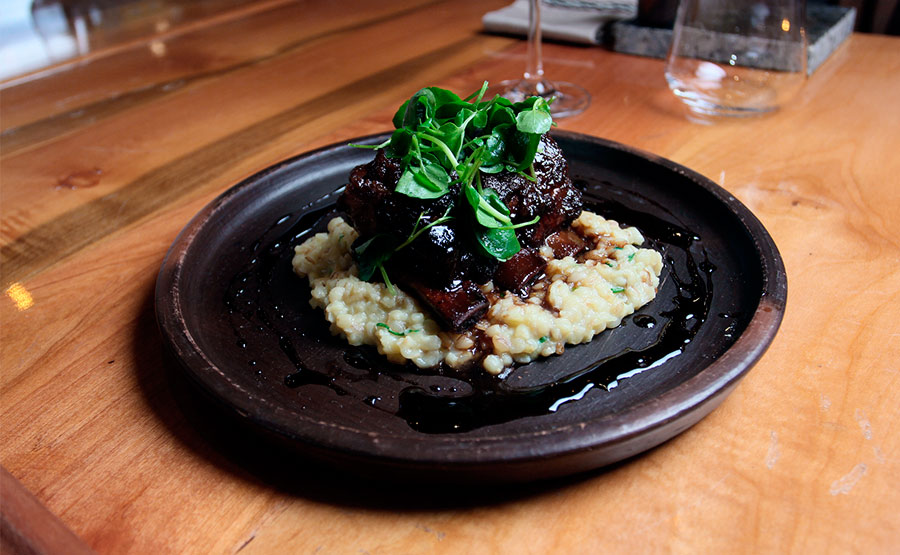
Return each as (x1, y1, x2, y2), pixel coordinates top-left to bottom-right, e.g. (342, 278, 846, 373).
(58, 168, 102, 189)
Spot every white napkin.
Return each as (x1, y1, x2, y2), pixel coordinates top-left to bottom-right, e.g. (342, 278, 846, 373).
(483, 0, 637, 45)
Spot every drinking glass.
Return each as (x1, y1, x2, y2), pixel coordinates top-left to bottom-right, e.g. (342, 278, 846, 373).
(664, 0, 807, 117)
(490, 0, 591, 118)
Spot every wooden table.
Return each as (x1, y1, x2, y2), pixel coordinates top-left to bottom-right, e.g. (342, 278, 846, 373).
(2, 1, 898, 552)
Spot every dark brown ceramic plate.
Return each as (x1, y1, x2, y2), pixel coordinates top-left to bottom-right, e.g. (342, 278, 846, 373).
(155, 131, 786, 483)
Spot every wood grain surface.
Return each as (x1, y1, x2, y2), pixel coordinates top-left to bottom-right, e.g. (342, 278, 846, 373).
(2, 0, 899, 552)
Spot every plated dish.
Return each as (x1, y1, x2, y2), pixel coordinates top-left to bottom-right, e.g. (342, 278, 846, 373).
(155, 130, 786, 482)
(293, 84, 665, 377)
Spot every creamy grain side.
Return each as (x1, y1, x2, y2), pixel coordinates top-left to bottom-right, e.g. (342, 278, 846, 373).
(292, 211, 663, 374)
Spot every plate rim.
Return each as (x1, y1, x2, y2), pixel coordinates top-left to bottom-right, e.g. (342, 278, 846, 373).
(155, 130, 787, 474)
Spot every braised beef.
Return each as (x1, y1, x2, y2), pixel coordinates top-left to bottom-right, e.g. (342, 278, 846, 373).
(545, 230, 587, 259)
(481, 134, 582, 247)
(338, 151, 455, 239)
(405, 280, 489, 332)
(391, 224, 497, 289)
(338, 134, 582, 331)
(494, 248, 546, 297)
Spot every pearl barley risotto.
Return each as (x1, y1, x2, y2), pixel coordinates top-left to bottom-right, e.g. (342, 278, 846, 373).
(292, 211, 663, 375)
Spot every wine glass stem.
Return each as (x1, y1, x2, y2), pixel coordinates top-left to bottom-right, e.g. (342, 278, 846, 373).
(524, 0, 544, 86)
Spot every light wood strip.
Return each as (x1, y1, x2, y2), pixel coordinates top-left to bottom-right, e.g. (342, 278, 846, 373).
(0, 0, 294, 87)
(0, 0, 444, 151)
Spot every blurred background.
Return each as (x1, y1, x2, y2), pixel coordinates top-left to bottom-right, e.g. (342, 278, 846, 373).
(0, 0, 271, 82)
(1, 0, 897, 83)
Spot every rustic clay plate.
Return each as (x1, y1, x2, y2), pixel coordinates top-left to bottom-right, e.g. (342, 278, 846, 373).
(155, 131, 786, 483)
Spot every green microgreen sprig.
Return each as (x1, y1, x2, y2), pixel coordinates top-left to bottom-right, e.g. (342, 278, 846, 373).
(375, 323, 421, 337)
(354, 206, 454, 295)
(352, 81, 554, 289)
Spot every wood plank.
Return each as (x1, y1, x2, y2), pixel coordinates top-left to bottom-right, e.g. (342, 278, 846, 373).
(0, 0, 289, 85)
(0, 0, 443, 139)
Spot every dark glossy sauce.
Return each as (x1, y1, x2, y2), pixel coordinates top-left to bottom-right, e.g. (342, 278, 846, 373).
(224, 184, 720, 434)
(633, 315, 657, 328)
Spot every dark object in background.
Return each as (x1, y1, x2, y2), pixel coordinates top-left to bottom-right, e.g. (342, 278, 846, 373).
(635, 0, 897, 34)
(612, 3, 858, 74)
(637, 0, 679, 28)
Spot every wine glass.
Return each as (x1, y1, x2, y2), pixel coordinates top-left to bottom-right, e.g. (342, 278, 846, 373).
(664, 0, 807, 117)
(489, 0, 591, 118)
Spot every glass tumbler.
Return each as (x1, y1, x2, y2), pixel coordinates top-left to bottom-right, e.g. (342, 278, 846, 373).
(664, 0, 807, 117)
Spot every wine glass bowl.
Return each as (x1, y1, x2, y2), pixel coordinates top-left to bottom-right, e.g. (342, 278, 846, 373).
(664, 0, 807, 117)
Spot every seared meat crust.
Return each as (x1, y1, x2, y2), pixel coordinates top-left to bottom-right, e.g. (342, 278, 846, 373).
(482, 134, 582, 248)
(338, 152, 453, 239)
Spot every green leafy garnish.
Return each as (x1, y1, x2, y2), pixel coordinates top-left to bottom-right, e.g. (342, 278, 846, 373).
(354, 235, 396, 282)
(515, 97, 554, 135)
(476, 226, 521, 262)
(354, 207, 454, 294)
(354, 234, 399, 294)
(384, 82, 550, 196)
(396, 206, 454, 250)
(611, 287, 625, 294)
(350, 81, 554, 288)
(395, 163, 450, 199)
(464, 184, 510, 228)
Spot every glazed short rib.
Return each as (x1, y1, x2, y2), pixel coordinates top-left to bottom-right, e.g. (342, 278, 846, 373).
(337, 134, 584, 332)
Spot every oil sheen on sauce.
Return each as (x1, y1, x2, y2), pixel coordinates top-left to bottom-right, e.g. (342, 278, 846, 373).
(224, 184, 722, 434)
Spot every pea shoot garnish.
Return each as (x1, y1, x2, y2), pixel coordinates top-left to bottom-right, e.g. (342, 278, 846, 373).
(351, 81, 554, 290)
(354, 207, 454, 295)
